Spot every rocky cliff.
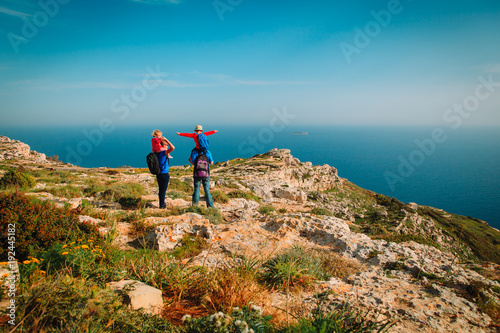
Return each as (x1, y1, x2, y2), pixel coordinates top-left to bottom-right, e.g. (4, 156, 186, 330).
(1, 136, 500, 332)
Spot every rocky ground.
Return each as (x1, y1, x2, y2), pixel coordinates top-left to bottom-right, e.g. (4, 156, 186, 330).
(1, 135, 500, 332)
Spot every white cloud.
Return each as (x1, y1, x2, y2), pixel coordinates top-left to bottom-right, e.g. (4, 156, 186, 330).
(159, 80, 214, 87)
(0, 6, 31, 18)
(187, 71, 313, 87)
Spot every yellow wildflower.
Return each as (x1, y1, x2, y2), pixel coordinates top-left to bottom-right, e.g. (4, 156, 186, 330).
(2, 273, 9, 278)
(62, 252, 69, 255)
(0, 262, 9, 266)
(62, 244, 68, 248)
(23, 260, 32, 265)
(74, 246, 81, 250)
(81, 245, 89, 249)
(39, 271, 46, 275)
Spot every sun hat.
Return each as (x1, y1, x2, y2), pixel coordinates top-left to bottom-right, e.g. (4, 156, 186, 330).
(194, 125, 203, 131)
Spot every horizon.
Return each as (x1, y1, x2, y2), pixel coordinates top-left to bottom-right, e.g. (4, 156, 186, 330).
(0, 0, 499, 128)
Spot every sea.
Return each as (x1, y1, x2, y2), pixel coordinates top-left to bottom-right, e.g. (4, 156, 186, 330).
(1, 125, 499, 229)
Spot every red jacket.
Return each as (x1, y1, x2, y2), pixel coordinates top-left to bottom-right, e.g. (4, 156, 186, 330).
(177, 130, 217, 149)
(151, 137, 167, 153)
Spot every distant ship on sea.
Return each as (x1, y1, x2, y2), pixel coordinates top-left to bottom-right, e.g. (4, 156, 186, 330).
(291, 131, 309, 135)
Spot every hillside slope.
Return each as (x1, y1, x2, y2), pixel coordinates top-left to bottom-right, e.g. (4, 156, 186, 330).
(1, 135, 500, 332)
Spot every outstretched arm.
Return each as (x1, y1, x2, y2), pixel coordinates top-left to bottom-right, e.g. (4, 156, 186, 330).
(204, 130, 218, 136)
(176, 132, 196, 138)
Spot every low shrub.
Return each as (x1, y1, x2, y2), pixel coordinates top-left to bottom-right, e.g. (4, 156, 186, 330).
(170, 234, 208, 260)
(179, 206, 224, 225)
(227, 190, 260, 203)
(0, 169, 36, 189)
(39, 185, 83, 199)
(30, 169, 76, 185)
(259, 205, 276, 215)
(260, 245, 330, 290)
(169, 178, 193, 194)
(211, 190, 229, 204)
(309, 207, 333, 216)
(118, 196, 148, 209)
(168, 190, 187, 200)
(0, 192, 100, 261)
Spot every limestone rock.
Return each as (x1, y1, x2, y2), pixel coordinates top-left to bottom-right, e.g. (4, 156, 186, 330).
(0, 135, 47, 163)
(109, 280, 163, 315)
(144, 213, 213, 251)
(274, 187, 307, 202)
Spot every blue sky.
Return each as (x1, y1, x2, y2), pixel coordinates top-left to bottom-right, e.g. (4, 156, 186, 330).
(1, 0, 499, 127)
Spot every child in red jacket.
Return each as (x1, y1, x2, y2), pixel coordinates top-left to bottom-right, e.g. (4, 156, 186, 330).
(176, 125, 218, 149)
(176, 125, 218, 163)
(151, 129, 173, 158)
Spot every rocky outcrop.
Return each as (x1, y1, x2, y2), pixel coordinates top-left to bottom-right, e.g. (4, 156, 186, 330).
(213, 148, 340, 202)
(0, 136, 46, 163)
(109, 280, 163, 315)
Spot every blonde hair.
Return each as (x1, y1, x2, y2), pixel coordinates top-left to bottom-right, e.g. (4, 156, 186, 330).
(152, 129, 162, 137)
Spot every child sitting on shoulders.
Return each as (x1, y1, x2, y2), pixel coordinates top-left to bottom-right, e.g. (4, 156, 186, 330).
(176, 125, 218, 163)
(151, 129, 173, 158)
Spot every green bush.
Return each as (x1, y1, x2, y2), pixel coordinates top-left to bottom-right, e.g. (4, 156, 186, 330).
(260, 245, 330, 290)
(29, 169, 76, 185)
(110, 182, 145, 197)
(227, 190, 260, 202)
(309, 207, 333, 216)
(211, 190, 229, 204)
(259, 205, 276, 215)
(168, 190, 187, 200)
(0, 169, 36, 189)
(170, 234, 208, 260)
(169, 178, 193, 194)
(0, 192, 100, 261)
(39, 185, 83, 199)
(180, 206, 224, 225)
(118, 196, 147, 209)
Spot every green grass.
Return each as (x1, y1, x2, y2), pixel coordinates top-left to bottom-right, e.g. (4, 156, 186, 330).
(259, 205, 276, 215)
(170, 234, 209, 260)
(309, 207, 333, 216)
(418, 206, 500, 263)
(227, 189, 261, 203)
(260, 245, 331, 290)
(168, 178, 193, 194)
(36, 184, 83, 199)
(0, 169, 36, 189)
(211, 190, 229, 204)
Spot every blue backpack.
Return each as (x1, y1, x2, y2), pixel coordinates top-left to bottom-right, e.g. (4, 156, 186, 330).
(197, 133, 209, 151)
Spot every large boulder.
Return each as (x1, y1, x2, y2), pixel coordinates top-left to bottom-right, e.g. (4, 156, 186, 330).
(109, 280, 163, 315)
(143, 213, 213, 251)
